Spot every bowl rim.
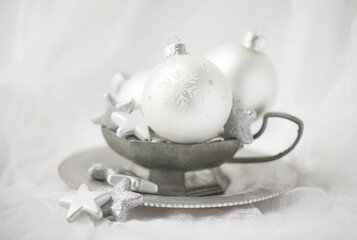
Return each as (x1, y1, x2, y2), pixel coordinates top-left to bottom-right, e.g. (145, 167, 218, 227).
(101, 127, 242, 171)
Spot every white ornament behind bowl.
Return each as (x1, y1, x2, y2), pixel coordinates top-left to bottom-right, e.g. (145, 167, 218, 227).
(142, 39, 232, 143)
(206, 29, 278, 119)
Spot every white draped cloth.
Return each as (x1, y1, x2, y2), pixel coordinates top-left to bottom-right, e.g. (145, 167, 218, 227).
(0, 0, 357, 239)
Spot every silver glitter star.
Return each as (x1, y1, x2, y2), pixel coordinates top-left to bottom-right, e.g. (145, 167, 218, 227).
(88, 163, 136, 181)
(111, 109, 151, 141)
(59, 184, 111, 222)
(224, 98, 256, 144)
(92, 94, 135, 130)
(105, 178, 143, 221)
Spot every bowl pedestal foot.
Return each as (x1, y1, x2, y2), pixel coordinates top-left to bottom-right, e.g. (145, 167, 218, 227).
(147, 167, 230, 196)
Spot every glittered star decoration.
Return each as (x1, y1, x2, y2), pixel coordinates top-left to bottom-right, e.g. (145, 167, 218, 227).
(102, 178, 143, 222)
(111, 109, 151, 141)
(88, 163, 116, 181)
(59, 184, 111, 222)
(224, 98, 256, 144)
(92, 94, 135, 130)
(88, 163, 136, 181)
(107, 174, 158, 194)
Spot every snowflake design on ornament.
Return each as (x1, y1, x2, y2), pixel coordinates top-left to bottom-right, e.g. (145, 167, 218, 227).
(158, 68, 199, 110)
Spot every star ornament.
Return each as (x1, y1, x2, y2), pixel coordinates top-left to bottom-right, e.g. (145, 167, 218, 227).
(92, 94, 135, 130)
(108, 178, 143, 221)
(59, 184, 111, 222)
(111, 109, 151, 141)
(88, 163, 136, 181)
(224, 98, 256, 144)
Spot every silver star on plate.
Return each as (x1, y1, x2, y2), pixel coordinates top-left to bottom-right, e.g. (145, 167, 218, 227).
(111, 109, 151, 141)
(88, 163, 136, 181)
(224, 98, 256, 144)
(92, 94, 135, 130)
(59, 184, 111, 222)
(102, 178, 143, 221)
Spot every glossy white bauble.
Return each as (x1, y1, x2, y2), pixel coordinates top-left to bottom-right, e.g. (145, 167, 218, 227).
(115, 71, 150, 108)
(142, 55, 232, 143)
(206, 43, 277, 119)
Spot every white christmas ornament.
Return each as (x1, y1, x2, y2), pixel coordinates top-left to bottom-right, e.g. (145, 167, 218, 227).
(142, 39, 232, 143)
(109, 72, 127, 95)
(206, 28, 278, 119)
(115, 71, 150, 108)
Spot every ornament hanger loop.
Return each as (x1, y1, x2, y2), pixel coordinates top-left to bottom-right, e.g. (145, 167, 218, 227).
(167, 36, 182, 46)
(242, 25, 267, 52)
(165, 36, 187, 57)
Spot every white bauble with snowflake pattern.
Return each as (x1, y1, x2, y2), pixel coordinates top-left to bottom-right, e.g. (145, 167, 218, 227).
(142, 40, 232, 143)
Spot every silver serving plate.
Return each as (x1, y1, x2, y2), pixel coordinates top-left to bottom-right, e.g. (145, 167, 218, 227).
(101, 112, 303, 196)
(59, 147, 298, 208)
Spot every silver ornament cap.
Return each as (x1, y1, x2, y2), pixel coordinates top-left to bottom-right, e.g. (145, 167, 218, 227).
(165, 36, 188, 58)
(242, 27, 266, 52)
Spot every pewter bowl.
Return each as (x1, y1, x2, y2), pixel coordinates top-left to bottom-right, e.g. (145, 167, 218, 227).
(101, 112, 303, 196)
(102, 127, 242, 172)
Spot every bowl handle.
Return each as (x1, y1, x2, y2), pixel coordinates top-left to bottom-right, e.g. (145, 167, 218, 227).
(228, 112, 304, 163)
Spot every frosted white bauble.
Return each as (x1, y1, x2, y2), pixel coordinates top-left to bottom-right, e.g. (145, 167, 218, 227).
(110, 72, 126, 95)
(206, 31, 278, 119)
(142, 43, 232, 143)
(115, 71, 150, 108)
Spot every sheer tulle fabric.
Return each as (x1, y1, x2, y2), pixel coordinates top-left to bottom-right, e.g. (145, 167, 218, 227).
(0, 0, 356, 238)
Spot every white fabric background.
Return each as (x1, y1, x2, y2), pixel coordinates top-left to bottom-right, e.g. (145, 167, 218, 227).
(1, 0, 357, 239)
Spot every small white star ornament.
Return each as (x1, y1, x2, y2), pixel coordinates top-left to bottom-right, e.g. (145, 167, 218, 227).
(111, 109, 151, 141)
(59, 184, 111, 222)
(224, 98, 256, 144)
(92, 94, 135, 130)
